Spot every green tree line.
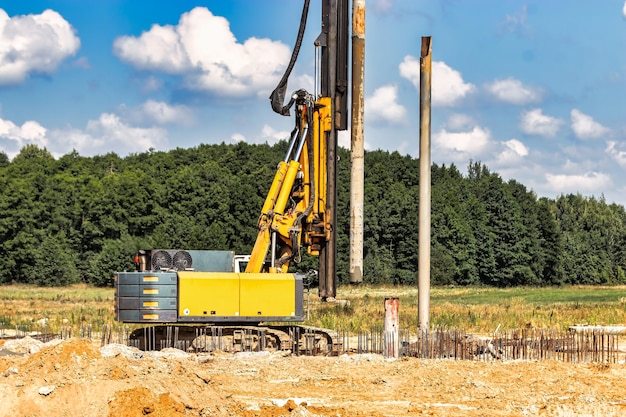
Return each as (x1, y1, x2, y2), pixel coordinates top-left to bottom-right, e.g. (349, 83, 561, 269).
(1, 143, 625, 287)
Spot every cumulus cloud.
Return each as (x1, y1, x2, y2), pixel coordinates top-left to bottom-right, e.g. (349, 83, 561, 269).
(496, 138, 529, 165)
(606, 141, 626, 168)
(520, 108, 563, 137)
(260, 124, 290, 145)
(113, 7, 290, 97)
(365, 85, 407, 124)
(230, 133, 246, 143)
(570, 109, 610, 140)
(433, 114, 532, 169)
(399, 56, 476, 106)
(139, 100, 193, 125)
(433, 125, 491, 161)
(545, 172, 612, 193)
(623, 1, 626, 18)
(0, 9, 80, 84)
(484, 78, 542, 105)
(0, 110, 168, 159)
(118, 100, 194, 128)
(52, 113, 167, 155)
(232, 124, 295, 146)
(431, 114, 500, 163)
(0, 117, 48, 157)
(0, 118, 47, 144)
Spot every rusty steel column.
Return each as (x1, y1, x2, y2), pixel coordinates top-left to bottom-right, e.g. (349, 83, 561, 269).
(418, 37, 432, 333)
(349, 0, 365, 284)
(384, 298, 399, 358)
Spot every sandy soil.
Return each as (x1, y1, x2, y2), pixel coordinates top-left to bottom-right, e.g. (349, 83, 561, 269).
(1, 337, 626, 417)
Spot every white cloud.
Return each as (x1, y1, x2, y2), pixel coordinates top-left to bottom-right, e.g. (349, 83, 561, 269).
(545, 172, 612, 193)
(113, 7, 290, 97)
(485, 78, 542, 105)
(496, 139, 529, 165)
(230, 133, 246, 143)
(114, 22, 190, 73)
(504, 139, 529, 157)
(0, 117, 48, 157)
(58, 113, 167, 154)
(139, 100, 193, 125)
(623, 1, 626, 18)
(118, 100, 194, 128)
(230, 125, 284, 145)
(606, 141, 626, 168)
(0, 118, 47, 143)
(434, 114, 531, 169)
(399, 56, 476, 106)
(434, 126, 491, 160)
(0, 112, 168, 158)
(260, 124, 290, 145)
(570, 109, 610, 140)
(0, 9, 80, 84)
(520, 108, 563, 137)
(365, 85, 407, 123)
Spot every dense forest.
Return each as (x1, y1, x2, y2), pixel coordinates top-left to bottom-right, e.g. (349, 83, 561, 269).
(1, 142, 625, 287)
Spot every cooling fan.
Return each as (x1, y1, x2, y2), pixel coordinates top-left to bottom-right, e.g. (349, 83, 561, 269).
(150, 250, 173, 270)
(173, 251, 193, 271)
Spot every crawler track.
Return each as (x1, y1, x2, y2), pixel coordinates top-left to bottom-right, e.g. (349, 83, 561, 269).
(128, 324, 340, 356)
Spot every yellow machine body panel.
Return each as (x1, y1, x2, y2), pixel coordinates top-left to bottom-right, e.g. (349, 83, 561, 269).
(240, 273, 296, 317)
(175, 271, 304, 323)
(178, 271, 240, 318)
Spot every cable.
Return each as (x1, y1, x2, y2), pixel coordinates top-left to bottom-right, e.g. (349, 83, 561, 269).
(269, 0, 311, 116)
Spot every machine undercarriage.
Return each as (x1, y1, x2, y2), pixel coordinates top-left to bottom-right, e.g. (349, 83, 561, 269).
(128, 324, 339, 356)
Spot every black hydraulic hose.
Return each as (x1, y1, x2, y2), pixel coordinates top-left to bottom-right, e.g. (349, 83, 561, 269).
(269, 0, 311, 116)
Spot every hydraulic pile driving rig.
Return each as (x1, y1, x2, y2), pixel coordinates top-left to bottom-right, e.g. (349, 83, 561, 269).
(114, 0, 350, 354)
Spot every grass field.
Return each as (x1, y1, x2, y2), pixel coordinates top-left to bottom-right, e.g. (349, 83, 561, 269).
(1, 284, 625, 335)
(309, 285, 626, 333)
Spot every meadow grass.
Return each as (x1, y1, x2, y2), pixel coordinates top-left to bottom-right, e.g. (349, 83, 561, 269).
(307, 285, 626, 333)
(0, 284, 114, 332)
(1, 284, 625, 335)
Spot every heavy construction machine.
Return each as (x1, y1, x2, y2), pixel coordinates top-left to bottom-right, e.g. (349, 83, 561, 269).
(114, 0, 349, 354)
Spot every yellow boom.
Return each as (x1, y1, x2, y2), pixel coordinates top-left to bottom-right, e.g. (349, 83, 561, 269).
(246, 93, 332, 273)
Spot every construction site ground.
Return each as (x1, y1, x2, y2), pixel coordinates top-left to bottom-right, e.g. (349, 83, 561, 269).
(1, 337, 626, 416)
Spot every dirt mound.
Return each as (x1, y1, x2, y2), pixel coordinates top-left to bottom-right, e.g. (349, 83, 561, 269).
(108, 387, 186, 417)
(20, 337, 100, 374)
(1, 337, 626, 416)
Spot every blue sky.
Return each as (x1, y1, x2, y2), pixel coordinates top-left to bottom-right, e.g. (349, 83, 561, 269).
(1, 1, 626, 205)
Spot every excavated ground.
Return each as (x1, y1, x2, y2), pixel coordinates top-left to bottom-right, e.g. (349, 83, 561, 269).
(1, 337, 626, 417)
